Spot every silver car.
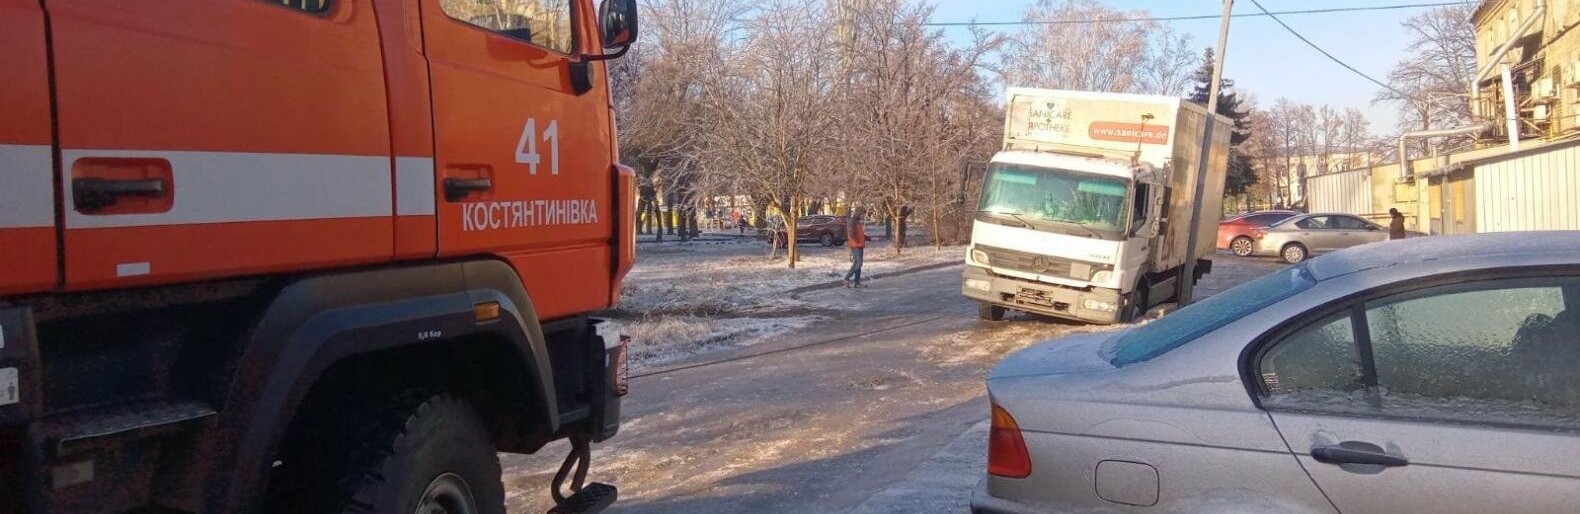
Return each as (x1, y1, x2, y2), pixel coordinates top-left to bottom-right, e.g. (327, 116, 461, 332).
(974, 233, 1580, 514)
(1254, 213, 1389, 263)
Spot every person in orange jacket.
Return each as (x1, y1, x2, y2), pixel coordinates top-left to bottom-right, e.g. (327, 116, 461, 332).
(844, 208, 869, 288)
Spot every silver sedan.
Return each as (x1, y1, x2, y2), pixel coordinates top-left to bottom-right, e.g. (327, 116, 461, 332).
(973, 232, 1580, 514)
(1253, 213, 1390, 263)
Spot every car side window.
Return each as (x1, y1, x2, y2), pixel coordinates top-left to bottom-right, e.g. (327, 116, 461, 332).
(1295, 216, 1328, 230)
(1334, 216, 1371, 230)
(1249, 214, 1286, 226)
(269, 0, 330, 13)
(1256, 277, 1580, 430)
(1259, 311, 1364, 403)
(438, 0, 576, 54)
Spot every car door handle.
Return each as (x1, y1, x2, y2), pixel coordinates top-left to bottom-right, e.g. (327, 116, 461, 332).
(73, 177, 167, 213)
(443, 177, 493, 202)
(1311, 443, 1408, 467)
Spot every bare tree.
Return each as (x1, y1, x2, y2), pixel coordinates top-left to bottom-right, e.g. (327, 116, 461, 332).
(834, 0, 1001, 254)
(999, 0, 1192, 95)
(1375, 3, 1477, 156)
(696, 0, 841, 267)
(1137, 26, 1197, 96)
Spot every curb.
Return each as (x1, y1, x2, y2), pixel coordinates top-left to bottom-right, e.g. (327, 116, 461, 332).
(787, 260, 961, 296)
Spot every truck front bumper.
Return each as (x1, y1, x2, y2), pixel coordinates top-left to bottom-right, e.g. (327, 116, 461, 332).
(961, 265, 1123, 325)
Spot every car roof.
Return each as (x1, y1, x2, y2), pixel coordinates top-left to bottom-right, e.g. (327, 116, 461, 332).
(1305, 231, 1580, 281)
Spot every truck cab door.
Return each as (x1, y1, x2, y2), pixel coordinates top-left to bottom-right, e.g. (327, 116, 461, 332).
(45, 0, 395, 291)
(1120, 182, 1156, 292)
(0, 0, 56, 295)
(422, 0, 615, 320)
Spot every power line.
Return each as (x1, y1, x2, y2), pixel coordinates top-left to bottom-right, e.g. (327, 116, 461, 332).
(921, 1, 1467, 27)
(1246, 0, 1419, 101)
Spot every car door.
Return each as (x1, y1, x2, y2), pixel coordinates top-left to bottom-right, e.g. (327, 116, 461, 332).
(1293, 216, 1337, 251)
(0, 0, 55, 295)
(423, 0, 614, 320)
(46, 0, 394, 290)
(1252, 275, 1580, 513)
(1331, 215, 1386, 248)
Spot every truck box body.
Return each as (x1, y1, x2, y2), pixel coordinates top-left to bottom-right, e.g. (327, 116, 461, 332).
(965, 88, 1231, 324)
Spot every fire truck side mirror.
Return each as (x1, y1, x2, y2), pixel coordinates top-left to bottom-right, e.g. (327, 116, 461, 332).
(599, 0, 639, 51)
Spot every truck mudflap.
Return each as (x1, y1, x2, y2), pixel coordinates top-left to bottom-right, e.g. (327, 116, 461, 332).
(962, 265, 1123, 324)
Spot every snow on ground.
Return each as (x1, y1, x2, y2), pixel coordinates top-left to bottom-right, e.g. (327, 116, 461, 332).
(608, 230, 964, 370)
(605, 315, 824, 372)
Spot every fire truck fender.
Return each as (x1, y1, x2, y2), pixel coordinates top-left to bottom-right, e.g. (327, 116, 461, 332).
(210, 258, 554, 512)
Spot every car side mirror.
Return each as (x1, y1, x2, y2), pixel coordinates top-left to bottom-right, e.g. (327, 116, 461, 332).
(596, 0, 638, 56)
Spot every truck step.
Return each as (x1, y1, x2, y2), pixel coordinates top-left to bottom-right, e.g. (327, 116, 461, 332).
(42, 399, 215, 456)
(546, 483, 618, 514)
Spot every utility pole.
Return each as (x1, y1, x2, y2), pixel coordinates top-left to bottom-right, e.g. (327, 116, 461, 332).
(1177, 0, 1233, 306)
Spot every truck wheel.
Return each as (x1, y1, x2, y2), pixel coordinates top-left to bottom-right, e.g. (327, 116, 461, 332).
(279, 391, 506, 514)
(1230, 236, 1254, 257)
(1281, 243, 1308, 264)
(820, 233, 836, 247)
(1122, 279, 1150, 323)
(978, 303, 1006, 321)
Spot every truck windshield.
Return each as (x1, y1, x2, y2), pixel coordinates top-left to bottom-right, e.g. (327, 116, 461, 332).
(978, 163, 1131, 238)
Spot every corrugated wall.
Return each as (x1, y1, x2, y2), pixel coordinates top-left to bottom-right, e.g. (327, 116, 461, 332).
(1306, 168, 1372, 215)
(1474, 144, 1580, 232)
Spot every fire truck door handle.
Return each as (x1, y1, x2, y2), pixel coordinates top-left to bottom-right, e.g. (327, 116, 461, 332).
(72, 177, 166, 212)
(443, 177, 493, 202)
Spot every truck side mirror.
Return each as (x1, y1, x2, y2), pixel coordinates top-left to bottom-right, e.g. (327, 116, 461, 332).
(1148, 220, 1163, 238)
(598, 0, 639, 53)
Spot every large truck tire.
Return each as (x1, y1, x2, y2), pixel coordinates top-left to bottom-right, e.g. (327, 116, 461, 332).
(1122, 278, 1151, 323)
(278, 391, 506, 514)
(978, 303, 1006, 321)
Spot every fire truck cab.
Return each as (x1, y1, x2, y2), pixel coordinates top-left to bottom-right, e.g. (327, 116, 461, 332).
(0, 0, 638, 512)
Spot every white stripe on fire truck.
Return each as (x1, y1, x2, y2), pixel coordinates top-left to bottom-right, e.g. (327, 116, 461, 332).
(0, 144, 56, 229)
(61, 149, 394, 229)
(395, 157, 435, 216)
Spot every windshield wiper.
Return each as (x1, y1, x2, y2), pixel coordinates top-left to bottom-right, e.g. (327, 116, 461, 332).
(1062, 219, 1100, 239)
(978, 210, 1032, 229)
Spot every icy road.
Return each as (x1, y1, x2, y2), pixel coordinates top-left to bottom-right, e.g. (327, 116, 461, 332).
(503, 258, 1282, 513)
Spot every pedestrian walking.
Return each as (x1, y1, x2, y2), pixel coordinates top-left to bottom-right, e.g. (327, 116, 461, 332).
(844, 209, 868, 288)
(1388, 208, 1407, 240)
(730, 209, 743, 234)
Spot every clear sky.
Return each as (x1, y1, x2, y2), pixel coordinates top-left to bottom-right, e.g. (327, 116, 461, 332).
(929, 0, 1456, 134)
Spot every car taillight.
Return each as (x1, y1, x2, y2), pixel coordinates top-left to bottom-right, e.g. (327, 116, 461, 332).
(988, 404, 1031, 478)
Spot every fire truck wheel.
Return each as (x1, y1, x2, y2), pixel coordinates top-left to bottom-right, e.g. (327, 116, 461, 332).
(290, 391, 506, 514)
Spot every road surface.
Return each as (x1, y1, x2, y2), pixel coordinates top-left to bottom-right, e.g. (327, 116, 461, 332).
(503, 257, 1283, 513)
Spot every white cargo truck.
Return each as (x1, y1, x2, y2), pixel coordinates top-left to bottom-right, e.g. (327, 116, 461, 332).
(962, 88, 1232, 324)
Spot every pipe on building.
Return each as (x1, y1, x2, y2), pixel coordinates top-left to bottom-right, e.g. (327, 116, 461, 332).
(1400, 1, 1547, 180)
(1397, 123, 1493, 180)
(1502, 64, 1520, 151)
(1471, 0, 1546, 119)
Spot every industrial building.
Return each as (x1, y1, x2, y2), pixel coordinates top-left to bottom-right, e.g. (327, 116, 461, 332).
(1305, 0, 1580, 234)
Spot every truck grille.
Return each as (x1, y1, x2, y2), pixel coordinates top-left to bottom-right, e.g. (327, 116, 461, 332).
(978, 245, 1111, 281)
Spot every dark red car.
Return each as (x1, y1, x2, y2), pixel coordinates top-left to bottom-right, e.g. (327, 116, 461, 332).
(764, 215, 850, 247)
(1217, 210, 1300, 257)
